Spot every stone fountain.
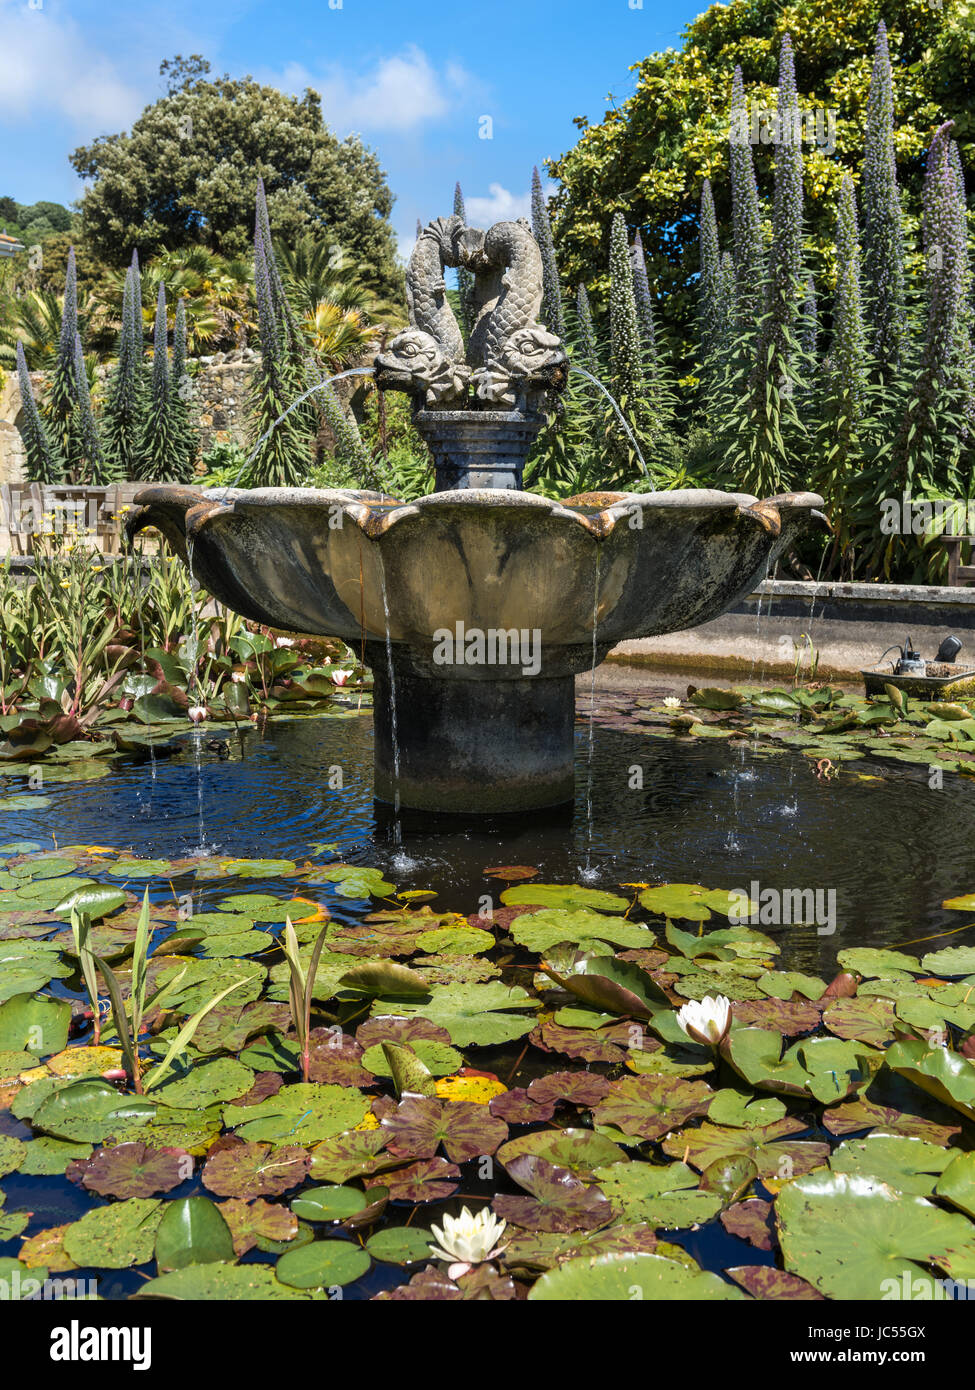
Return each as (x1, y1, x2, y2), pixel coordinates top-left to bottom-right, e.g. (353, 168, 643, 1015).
(128, 212, 824, 813)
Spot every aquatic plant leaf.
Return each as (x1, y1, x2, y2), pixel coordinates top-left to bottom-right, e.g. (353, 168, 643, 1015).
(822, 1097, 960, 1142)
(494, 1154, 613, 1233)
(725, 1265, 824, 1299)
(365, 1156, 461, 1202)
(310, 864, 395, 898)
(308, 1129, 397, 1184)
(274, 1238, 370, 1289)
(593, 1159, 723, 1228)
(154, 1196, 235, 1271)
(528, 1250, 745, 1300)
(489, 1087, 555, 1123)
(511, 909, 656, 953)
(591, 1074, 712, 1141)
(52, 885, 127, 921)
(223, 858, 298, 877)
(136, 1262, 329, 1299)
(829, 1134, 954, 1195)
(823, 996, 896, 1048)
(219, 1198, 299, 1256)
(19, 1224, 77, 1272)
(201, 1139, 311, 1198)
(720, 1198, 773, 1249)
(0, 992, 70, 1055)
(502, 1222, 661, 1272)
(32, 1078, 157, 1143)
(381, 1096, 507, 1162)
(700, 1153, 760, 1205)
(381, 981, 537, 1047)
(190, 1001, 291, 1055)
(62, 1196, 163, 1268)
(776, 1172, 975, 1299)
(0, 1133, 25, 1177)
(19, 1136, 93, 1175)
(497, 1127, 628, 1177)
(885, 1039, 975, 1122)
(542, 956, 669, 1019)
(836, 948, 921, 977)
(662, 1119, 828, 1181)
(338, 960, 429, 996)
(935, 1151, 975, 1219)
(223, 1082, 371, 1145)
(707, 1089, 786, 1128)
(291, 1185, 368, 1222)
(415, 926, 494, 954)
(530, 1018, 632, 1064)
(920, 946, 975, 976)
(151, 1057, 255, 1109)
(500, 883, 629, 913)
(365, 1226, 433, 1264)
(527, 1070, 610, 1107)
(73, 1141, 191, 1198)
(362, 1039, 459, 1088)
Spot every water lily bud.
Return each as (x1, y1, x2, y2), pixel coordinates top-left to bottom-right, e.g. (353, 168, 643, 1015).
(188, 705, 209, 724)
(331, 669, 351, 686)
(823, 970, 858, 999)
(675, 994, 732, 1047)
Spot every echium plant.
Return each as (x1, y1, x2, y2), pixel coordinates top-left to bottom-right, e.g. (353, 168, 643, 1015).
(169, 297, 199, 483)
(15, 340, 65, 483)
(135, 284, 184, 481)
(532, 166, 566, 341)
(101, 258, 144, 480)
(246, 230, 310, 487)
(728, 66, 764, 326)
(453, 181, 476, 341)
(698, 179, 722, 390)
(44, 246, 83, 474)
(892, 121, 970, 494)
(630, 231, 659, 381)
(861, 20, 906, 378)
(71, 331, 106, 484)
(811, 174, 869, 564)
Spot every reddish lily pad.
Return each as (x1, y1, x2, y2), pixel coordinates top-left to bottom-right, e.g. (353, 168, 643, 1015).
(355, 1015, 452, 1049)
(493, 1154, 613, 1233)
(527, 1070, 610, 1107)
(380, 1096, 508, 1162)
(529, 1019, 632, 1064)
(822, 1097, 961, 1143)
(726, 1265, 825, 1299)
(365, 1157, 461, 1203)
(720, 1198, 773, 1250)
(70, 1142, 191, 1199)
(591, 1074, 713, 1142)
(219, 1198, 299, 1256)
(489, 1088, 555, 1124)
(662, 1119, 829, 1181)
(823, 996, 897, 1048)
(201, 1140, 311, 1198)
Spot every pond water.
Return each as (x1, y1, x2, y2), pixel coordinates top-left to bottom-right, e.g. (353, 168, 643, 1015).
(1, 672, 973, 1301)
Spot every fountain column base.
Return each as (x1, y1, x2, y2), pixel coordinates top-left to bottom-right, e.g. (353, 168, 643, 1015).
(370, 661, 576, 814)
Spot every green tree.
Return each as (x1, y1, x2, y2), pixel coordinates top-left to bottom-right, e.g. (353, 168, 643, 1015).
(71, 57, 401, 298)
(547, 0, 974, 362)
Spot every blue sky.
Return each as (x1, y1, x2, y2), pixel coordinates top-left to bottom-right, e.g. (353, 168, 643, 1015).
(0, 0, 704, 255)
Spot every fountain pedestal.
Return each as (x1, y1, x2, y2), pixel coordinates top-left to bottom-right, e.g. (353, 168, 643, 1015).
(414, 410, 545, 492)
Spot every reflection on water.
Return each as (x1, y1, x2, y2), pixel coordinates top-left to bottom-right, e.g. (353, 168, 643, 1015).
(7, 688, 974, 977)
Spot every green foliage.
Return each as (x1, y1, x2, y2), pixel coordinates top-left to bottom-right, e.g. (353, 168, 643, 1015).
(70, 57, 401, 298)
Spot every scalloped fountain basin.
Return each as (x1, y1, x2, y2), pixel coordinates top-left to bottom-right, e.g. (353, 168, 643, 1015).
(129, 484, 824, 812)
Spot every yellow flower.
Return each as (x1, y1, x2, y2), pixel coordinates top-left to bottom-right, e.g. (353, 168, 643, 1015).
(59, 581, 70, 589)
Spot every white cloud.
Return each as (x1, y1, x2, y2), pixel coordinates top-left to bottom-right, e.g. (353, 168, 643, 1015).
(0, 1, 143, 130)
(464, 180, 557, 227)
(275, 45, 472, 135)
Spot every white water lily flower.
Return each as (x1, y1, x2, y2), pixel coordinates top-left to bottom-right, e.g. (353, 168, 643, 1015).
(187, 705, 209, 724)
(331, 669, 351, 686)
(274, 636, 296, 648)
(675, 994, 732, 1047)
(663, 696, 681, 709)
(429, 1206, 507, 1272)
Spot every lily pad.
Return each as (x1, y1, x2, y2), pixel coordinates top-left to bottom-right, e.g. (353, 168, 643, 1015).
(527, 1251, 745, 1300)
(62, 1197, 163, 1268)
(275, 1239, 370, 1288)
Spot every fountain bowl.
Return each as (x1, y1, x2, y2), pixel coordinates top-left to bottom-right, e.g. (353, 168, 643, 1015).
(128, 483, 825, 813)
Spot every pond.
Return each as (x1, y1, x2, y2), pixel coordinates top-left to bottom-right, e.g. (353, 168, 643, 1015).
(1, 673, 974, 1302)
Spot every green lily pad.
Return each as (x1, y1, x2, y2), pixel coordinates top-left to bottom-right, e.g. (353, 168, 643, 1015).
(0, 992, 70, 1055)
(291, 1186, 368, 1222)
(935, 1151, 975, 1219)
(885, 1039, 975, 1122)
(223, 1083, 370, 1145)
(511, 909, 656, 953)
(381, 981, 537, 1047)
(62, 1197, 164, 1268)
(275, 1239, 370, 1288)
(919, 946, 975, 976)
(777, 1171, 975, 1299)
(310, 864, 395, 898)
(154, 1196, 235, 1271)
(365, 1226, 433, 1264)
(594, 1160, 724, 1228)
(829, 1134, 954, 1195)
(136, 1262, 330, 1299)
(500, 883, 629, 913)
(152, 1058, 255, 1109)
(527, 1251, 745, 1300)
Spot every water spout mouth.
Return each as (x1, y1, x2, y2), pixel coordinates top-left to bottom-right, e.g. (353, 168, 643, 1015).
(737, 500, 782, 536)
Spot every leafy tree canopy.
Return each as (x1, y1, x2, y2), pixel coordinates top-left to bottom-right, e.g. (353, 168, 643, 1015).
(548, 0, 974, 353)
(70, 56, 401, 298)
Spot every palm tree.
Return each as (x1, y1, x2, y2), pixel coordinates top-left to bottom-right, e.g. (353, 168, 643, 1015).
(275, 234, 404, 327)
